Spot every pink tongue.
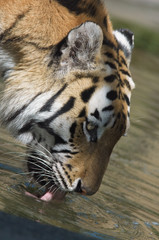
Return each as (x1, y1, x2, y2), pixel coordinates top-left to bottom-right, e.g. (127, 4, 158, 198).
(25, 190, 66, 202)
(40, 192, 54, 202)
(40, 190, 66, 201)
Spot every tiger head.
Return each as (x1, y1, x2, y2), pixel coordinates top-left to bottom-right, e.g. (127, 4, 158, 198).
(0, 20, 135, 199)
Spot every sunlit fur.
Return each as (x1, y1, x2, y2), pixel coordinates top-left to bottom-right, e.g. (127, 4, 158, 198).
(0, 0, 135, 196)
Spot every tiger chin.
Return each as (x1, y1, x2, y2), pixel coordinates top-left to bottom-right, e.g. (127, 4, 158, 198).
(0, 0, 135, 201)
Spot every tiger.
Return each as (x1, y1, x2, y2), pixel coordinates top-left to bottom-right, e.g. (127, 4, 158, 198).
(0, 0, 135, 201)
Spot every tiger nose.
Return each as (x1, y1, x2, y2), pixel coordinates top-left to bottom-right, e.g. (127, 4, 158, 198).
(74, 179, 96, 195)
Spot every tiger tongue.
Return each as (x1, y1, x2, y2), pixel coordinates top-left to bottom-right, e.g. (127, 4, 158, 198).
(25, 189, 67, 202)
(40, 190, 67, 202)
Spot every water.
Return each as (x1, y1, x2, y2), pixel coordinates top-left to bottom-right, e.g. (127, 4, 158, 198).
(0, 49, 159, 240)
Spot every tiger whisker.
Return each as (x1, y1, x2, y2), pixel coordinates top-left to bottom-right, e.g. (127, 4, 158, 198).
(2, 150, 53, 169)
(0, 142, 52, 163)
(27, 146, 52, 163)
(36, 141, 53, 158)
(38, 180, 52, 192)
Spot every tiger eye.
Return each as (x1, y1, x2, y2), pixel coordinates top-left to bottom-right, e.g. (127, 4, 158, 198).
(87, 122, 96, 131)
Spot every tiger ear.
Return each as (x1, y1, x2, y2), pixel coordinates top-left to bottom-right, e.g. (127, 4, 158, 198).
(59, 22, 103, 70)
(113, 29, 134, 66)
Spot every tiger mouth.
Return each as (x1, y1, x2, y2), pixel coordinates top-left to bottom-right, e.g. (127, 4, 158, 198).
(25, 184, 67, 202)
(26, 173, 67, 201)
(26, 152, 67, 201)
(26, 150, 85, 201)
(40, 186, 67, 201)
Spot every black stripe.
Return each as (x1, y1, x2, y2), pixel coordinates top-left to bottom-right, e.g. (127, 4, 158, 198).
(65, 155, 72, 159)
(105, 52, 119, 65)
(42, 96, 76, 125)
(111, 118, 118, 129)
(103, 37, 117, 51)
(1, 70, 8, 79)
(124, 79, 131, 90)
(51, 149, 78, 155)
(0, 8, 52, 51)
(104, 74, 116, 83)
(38, 134, 42, 143)
(66, 164, 73, 171)
(91, 109, 100, 120)
(124, 94, 130, 106)
(55, 0, 97, 16)
(117, 112, 121, 119)
(92, 76, 99, 83)
(70, 121, 77, 139)
(105, 61, 116, 69)
(0, 11, 29, 41)
(75, 73, 85, 79)
(55, 166, 68, 189)
(121, 56, 128, 67)
(122, 112, 126, 120)
(81, 86, 96, 103)
(18, 120, 34, 134)
(104, 118, 111, 127)
(2, 35, 26, 44)
(105, 52, 119, 64)
(7, 105, 29, 123)
(105, 52, 114, 58)
(3, 35, 54, 51)
(120, 124, 124, 132)
(102, 105, 114, 112)
(54, 134, 67, 145)
(19, 120, 67, 146)
(107, 90, 118, 101)
(0, 10, 31, 45)
(75, 73, 94, 79)
(24, 41, 53, 51)
(78, 107, 86, 118)
(37, 123, 67, 145)
(55, 0, 82, 15)
(75, 74, 99, 84)
(103, 16, 108, 30)
(48, 37, 67, 67)
(62, 166, 72, 184)
(86, 3, 96, 16)
(40, 84, 67, 112)
(120, 69, 131, 77)
(6, 92, 42, 122)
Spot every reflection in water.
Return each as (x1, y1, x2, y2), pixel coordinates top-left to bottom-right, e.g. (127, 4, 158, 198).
(0, 49, 159, 240)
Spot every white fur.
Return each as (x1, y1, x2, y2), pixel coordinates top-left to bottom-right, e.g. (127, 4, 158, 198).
(17, 132, 33, 144)
(105, 64, 114, 75)
(5, 91, 63, 134)
(84, 85, 114, 141)
(52, 164, 66, 189)
(88, 86, 111, 117)
(71, 178, 81, 191)
(113, 30, 131, 53)
(56, 162, 69, 188)
(127, 76, 135, 90)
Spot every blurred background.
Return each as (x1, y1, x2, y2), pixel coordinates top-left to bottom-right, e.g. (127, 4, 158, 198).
(107, 0, 159, 31)
(107, 0, 159, 54)
(0, 1, 159, 240)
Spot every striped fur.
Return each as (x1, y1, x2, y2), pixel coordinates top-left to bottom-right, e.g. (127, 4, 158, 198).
(0, 0, 135, 196)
